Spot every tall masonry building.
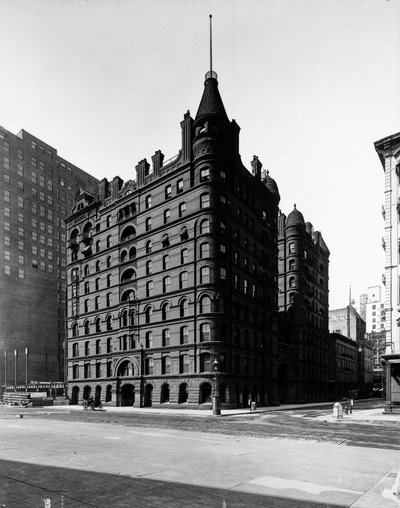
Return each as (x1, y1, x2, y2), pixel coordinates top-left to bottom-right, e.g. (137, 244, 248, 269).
(66, 70, 282, 408)
(0, 126, 98, 386)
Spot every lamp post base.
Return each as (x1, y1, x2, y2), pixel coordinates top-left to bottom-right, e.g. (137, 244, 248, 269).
(212, 396, 221, 416)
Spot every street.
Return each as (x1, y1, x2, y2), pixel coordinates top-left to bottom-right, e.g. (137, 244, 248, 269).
(1, 402, 400, 507)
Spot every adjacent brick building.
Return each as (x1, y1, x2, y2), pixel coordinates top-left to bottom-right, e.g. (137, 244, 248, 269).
(0, 126, 98, 387)
(66, 70, 282, 408)
(277, 207, 330, 403)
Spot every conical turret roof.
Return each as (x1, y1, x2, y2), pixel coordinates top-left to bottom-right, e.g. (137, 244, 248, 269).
(195, 73, 229, 124)
(286, 204, 305, 229)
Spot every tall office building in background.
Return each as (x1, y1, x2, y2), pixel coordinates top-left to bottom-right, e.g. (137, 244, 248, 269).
(0, 126, 98, 386)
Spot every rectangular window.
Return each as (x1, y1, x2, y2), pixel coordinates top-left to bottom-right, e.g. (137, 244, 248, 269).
(18, 268, 24, 278)
(179, 354, 189, 373)
(4, 206, 10, 218)
(3, 173, 9, 183)
(161, 355, 170, 374)
(4, 221, 10, 231)
(200, 167, 210, 182)
(4, 235, 10, 246)
(3, 156, 10, 170)
(17, 148, 23, 160)
(4, 265, 10, 275)
(17, 163, 24, 177)
(18, 196, 24, 208)
(4, 190, 10, 202)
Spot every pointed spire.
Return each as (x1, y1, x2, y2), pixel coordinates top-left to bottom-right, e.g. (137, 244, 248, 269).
(194, 15, 229, 125)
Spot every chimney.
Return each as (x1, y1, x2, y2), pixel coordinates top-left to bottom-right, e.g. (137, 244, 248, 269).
(180, 111, 193, 162)
(251, 155, 262, 180)
(110, 176, 123, 201)
(98, 178, 109, 205)
(136, 159, 150, 188)
(151, 150, 164, 178)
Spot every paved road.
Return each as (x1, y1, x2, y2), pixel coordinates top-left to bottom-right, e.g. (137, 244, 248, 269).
(1, 403, 400, 507)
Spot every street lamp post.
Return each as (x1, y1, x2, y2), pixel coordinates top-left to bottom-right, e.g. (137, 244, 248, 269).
(14, 349, 18, 391)
(25, 348, 29, 393)
(212, 357, 221, 416)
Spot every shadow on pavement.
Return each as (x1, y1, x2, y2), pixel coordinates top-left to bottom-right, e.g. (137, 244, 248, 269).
(0, 457, 338, 508)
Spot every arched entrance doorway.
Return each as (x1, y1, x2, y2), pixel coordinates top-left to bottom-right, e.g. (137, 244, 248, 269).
(121, 384, 135, 406)
(178, 383, 188, 404)
(160, 384, 170, 403)
(83, 385, 91, 400)
(95, 385, 101, 404)
(144, 384, 153, 407)
(278, 363, 290, 404)
(105, 385, 112, 403)
(71, 386, 79, 405)
(199, 382, 212, 404)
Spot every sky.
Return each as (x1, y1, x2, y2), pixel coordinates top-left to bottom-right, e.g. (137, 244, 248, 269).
(0, 0, 399, 309)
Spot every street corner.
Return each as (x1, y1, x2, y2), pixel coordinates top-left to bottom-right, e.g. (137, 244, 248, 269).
(350, 464, 400, 508)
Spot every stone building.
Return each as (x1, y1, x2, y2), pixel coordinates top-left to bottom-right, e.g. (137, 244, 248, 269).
(65, 69, 281, 408)
(329, 305, 366, 342)
(277, 206, 330, 403)
(0, 126, 98, 387)
(327, 333, 358, 400)
(375, 131, 400, 404)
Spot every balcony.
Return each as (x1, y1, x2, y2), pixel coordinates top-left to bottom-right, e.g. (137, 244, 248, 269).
(68, 238, 79, 250)
(81, 232, 93, 246)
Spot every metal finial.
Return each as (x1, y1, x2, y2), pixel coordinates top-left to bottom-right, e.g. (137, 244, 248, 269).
(209, 15, 213, 75)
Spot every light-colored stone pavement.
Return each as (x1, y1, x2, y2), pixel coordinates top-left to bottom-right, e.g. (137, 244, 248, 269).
(0, 405, 400, 507)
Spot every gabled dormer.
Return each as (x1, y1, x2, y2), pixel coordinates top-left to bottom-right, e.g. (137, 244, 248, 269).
(72, 187, 95, 214)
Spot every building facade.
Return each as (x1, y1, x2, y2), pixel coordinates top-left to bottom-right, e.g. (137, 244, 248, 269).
(327, 333, 358, 401)
(329, 305, 366, 342)
(277, 207, 330, 403)
(375, 131, 400, 403)
(0, 126, 98, 388)
(65, 70, 282, 408)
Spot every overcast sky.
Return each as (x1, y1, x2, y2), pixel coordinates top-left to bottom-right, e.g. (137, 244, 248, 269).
(1, 0, 399, 309)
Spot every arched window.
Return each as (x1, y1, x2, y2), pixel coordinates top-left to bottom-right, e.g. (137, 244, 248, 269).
(163, 209, 170, 224)
(106, 315, 113, 330)
(121, 226, 135, 243)
(85, 341, 90, 355)
(180, 227, 188, 241)
(129, 311, 135, 326)
(200, 219, 210, 235)
(146, 240, 152, 254)
(179, 271, 188, 289)
(162, 234, 170, 248)
(289, 277, 295, 288)
(72, 343, 79, 357)
(121, 250, 127, 263)
(288, 259, 295, 270)
(72, 323, 79, 337)
(199, 295, 212, 314)
(163, 276, 171, 293)
(146, 260, 152, 275)
(180, 299, 188, 317)
(84, 320, 90, 335)
(84, 265, 90, 277)
(145, 217, 152, 231)
(146, 281, 153, 297)
(95, 278, 100, 291)
(120, 310, 128, 327)
(96, 240, 100, 253)
(161, 302, 170, 321)
(107, 256, 111, 268)
(121, 289, 135, 302)
(107, 274, 112, 287)
(96, 260, 100, 272)
(121, 268, 136, 283)
(200, 266, 210, 284)
(145, 306, 153, 324)
(181, 249, 188, 265)
(129, 246, 136, 259)
(95, 317, 101, 333)
(106, 236, 112, 248)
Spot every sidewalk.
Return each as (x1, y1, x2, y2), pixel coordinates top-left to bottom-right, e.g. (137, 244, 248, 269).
(10, 400, 399, 425)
